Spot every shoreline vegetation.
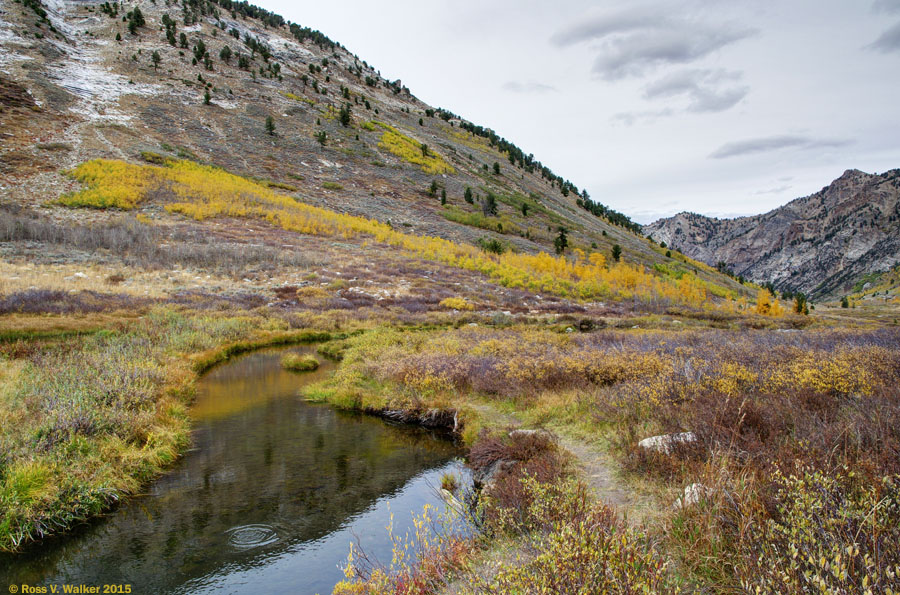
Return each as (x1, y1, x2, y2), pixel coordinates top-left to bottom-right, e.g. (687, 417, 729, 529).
(0, 308, 338, 552)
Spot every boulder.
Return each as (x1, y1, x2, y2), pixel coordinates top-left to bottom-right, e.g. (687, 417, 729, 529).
(508, 428, 555, 442)
(674, 483, 712, 509)
(638, 432, 697, 455)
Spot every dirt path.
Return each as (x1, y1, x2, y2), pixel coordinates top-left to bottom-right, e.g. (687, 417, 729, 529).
(468, 401, 645, 521)
(556, 435, 652, 525)
(439, 405, 652, 593)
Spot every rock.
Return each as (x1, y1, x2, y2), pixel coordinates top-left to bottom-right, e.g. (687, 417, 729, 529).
(473, 459, 515, 491)
(638, 432, 697, 455)
(508, 428, 554, 441)
(674, 483, 712, 509)
(73, 272, 87, 278)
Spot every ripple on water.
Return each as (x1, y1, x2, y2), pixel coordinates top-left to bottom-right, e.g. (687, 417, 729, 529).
(224, 524, 280, 550)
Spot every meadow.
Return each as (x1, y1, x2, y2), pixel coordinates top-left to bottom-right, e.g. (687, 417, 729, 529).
(314, 325, 900, 593)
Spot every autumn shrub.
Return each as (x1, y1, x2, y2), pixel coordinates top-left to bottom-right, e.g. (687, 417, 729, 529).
(0, 206, 318, 275)
(469, 430, 572, 534)
(739, 468, 900, 594)
(480, 477, 675, 594)
(586, 327, 900, 589)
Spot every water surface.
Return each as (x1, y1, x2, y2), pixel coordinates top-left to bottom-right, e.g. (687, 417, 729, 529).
(1, 348, 462, 594)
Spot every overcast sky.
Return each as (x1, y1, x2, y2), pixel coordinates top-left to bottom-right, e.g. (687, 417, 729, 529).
(264, 0, 900, 223)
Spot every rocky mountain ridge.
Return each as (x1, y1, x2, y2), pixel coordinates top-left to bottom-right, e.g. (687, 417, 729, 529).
(644, 169, 900, 299)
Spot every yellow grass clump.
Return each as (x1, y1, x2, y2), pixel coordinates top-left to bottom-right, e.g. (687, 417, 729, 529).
(439, 297, 474, 311)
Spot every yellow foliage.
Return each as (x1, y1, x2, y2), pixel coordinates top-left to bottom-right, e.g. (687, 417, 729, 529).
(60, 158, 722, 309)
(280, 91, 314, 105)
(439, 297, 474, 311)
(373, 121, 455, 174)
(755, 289, 785, 316)
(58, 160, 154, 209)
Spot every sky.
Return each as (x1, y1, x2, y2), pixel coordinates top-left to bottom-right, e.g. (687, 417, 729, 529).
(262, 0, 900, 223)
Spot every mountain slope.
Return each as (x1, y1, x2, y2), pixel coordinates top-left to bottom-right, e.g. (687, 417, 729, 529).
(644, 169, 900, 299)
(0, 0, 749, 304)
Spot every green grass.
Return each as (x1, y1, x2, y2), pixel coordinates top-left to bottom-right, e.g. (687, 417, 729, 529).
(441, 205, 523, 236)
(281, 352, 320, 371)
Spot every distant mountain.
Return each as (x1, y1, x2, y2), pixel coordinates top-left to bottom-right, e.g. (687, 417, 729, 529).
(644, 169, 900, 299)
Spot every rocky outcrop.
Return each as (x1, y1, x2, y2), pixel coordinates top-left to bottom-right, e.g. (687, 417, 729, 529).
(645, 169, 900, 299)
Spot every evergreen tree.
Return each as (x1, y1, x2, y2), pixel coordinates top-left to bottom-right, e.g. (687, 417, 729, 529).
(338, 103, 351, 127)
(464, 187, 473, 204)
(265, 115, 275, 136)
(440, 188, 447, 205)
(493, 162, 500, 175)
(316, 131, 327, 145)
(428, 180, 439, 197)
(841, 296, 850, 308)
(481, 193, 498, 217)
(151, 50, 161, 70)
(219, 45, 232, 63)
(554, 227, 568, 255)
(521, 203, 528, 217)
(420, 143, 428, 157)
(611, 244, 622, 262)
(203, 90, 211, 105)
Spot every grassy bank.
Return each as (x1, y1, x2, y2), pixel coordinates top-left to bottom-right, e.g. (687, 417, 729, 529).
(0, 307, 335, 552)
(309, 325, 900, 592)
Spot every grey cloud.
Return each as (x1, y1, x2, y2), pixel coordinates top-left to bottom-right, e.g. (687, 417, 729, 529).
(872, 0, 900, 13)
(869, 21, 900, 52)
(754, 185, 793, 195)
(550, 6, 666, 47)
(642, 69, 749, 112)
(550, 5, 755, 80)
(709, 135, 852, 159)
(501, 81, 558, 94)
(592, 27, 755, 80)
(610, 108, 674, 126)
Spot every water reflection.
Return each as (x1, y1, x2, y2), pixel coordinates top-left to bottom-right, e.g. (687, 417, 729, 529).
(1, 348, 462, 594)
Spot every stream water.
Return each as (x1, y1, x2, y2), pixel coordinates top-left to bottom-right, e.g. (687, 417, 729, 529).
(0, 348, 463, 594)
